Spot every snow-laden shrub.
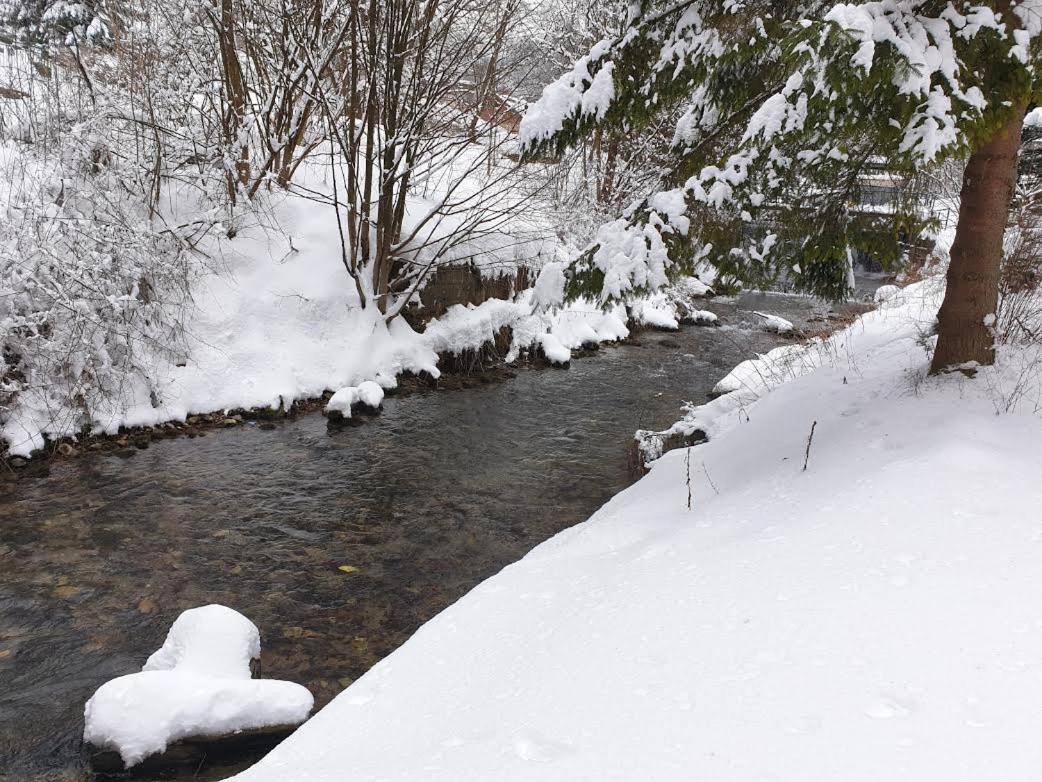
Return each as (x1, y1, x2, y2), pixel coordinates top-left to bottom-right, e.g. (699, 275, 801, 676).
(0, 128, 197, 452)
(997, 204, 1042, 346)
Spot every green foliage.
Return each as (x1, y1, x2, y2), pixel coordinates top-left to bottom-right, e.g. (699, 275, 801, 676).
(522, 1, 1040, 304)
(1, 0, 109, 49)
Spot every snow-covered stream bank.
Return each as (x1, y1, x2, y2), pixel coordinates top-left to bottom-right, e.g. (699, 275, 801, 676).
(0, 291, 851, 781)
(222, 279, 1042, 782)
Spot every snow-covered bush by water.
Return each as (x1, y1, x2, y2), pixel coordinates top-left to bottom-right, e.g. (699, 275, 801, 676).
(0, 129, 200, 455)
(0, 147, 714, 458)
(83, 605, 313, 768)
(0, 7, 567, 458)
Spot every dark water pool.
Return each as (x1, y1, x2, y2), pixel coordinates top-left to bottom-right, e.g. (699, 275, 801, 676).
(0, 292, 872, 781)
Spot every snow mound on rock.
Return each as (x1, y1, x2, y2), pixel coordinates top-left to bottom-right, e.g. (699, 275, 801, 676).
(711, 342, 810, 397)
(538, 332, 571, 364)
(326, 381, 385, 418)
(631, 295, 680, 330)
(687, 309, 719, 325)
(874, 284, 901, 303)
(752, 310, 794, 334)
(83, 605, 313, 768)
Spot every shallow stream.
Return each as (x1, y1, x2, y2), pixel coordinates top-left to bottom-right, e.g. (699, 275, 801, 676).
(0, 290, 873, 781)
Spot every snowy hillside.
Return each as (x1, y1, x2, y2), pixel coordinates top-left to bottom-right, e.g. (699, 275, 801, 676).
(225, 278, 1042, 782)
(0, 152, 565, 457)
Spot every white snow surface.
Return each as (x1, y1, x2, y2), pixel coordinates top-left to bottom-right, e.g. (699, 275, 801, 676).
(0, 180, 655, 456)
(225, 279, 1042, 781)
(0, 150, 563, 456)
(142, 604, 260, 677)
(630, 291, 682, 330)
(84, 605, 313, 768)
(537, 331, 572, 365)
(710, 342, 809, 398)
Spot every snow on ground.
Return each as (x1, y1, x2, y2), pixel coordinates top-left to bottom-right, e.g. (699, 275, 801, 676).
(226, 275, 1042, 782)
(873, 283, 901, 303)
(710, 341, 812, 398)
(0, 152, 697, 456)
(84, 605, 313, 768)
(637, 279, 939, 464)
(0, 175, 647, 456)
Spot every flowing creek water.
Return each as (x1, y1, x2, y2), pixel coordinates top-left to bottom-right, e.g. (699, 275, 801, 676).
(0, 289, 875, 781)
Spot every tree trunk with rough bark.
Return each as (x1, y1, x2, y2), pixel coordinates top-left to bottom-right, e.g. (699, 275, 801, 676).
(930, 105, 1025, 373)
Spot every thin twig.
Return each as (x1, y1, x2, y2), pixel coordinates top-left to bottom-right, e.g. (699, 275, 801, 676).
(702, 462, 719, 494)
(685, 448, 692, 510)
(803, 420, 817, 472)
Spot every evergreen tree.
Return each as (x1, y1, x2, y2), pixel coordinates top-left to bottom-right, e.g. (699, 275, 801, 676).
(1, 0, 109, 49)
(520, 1, 1041, 371)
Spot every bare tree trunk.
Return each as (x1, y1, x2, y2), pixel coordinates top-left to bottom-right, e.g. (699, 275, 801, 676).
(466, 2, 513, 142)
(215, 0, 249, 202)
(930, 104, 1026, 373)
(597, 134, 619, 206)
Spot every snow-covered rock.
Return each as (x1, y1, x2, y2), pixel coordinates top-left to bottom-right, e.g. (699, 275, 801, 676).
(592, 306, 630, 342)
(83, 605, 312, 768)
(710, 342, 810, 397)
(356, 380, 384, 409)
(873, 284, 901, 303)
(423, 299, 523, 358)
(325, 381, 386, 419)
(683, 308, 719, 326)
(752, 310, 795, 334)
(538, 332, 571, 365)
(630, 297, 680, 331)
(326, 387, 359, 418)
